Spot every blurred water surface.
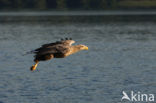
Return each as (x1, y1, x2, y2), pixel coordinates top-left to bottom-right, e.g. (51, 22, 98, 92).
(0, 11, 156, 103)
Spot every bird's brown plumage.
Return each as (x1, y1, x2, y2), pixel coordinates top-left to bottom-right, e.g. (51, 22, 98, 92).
(30, 38, 88, 71)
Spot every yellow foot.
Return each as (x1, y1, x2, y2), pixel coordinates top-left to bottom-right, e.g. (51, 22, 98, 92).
(30, 62, 38, 71)
(30, 65, 35, 71)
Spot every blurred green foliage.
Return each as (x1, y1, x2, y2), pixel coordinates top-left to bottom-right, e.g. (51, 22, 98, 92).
(0, 0, 155, 10)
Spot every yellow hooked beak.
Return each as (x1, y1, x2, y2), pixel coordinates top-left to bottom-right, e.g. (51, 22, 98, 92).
(84, 46, 88, 50)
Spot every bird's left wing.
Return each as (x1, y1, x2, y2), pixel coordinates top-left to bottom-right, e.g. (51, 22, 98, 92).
(26, 38, 75, 55)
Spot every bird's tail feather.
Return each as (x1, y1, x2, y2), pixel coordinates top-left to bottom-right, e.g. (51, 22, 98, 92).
(23, 50, 36, 56)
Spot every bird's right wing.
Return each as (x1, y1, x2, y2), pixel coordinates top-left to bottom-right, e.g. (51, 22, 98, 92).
(34, 45, 70, 56)
(26, 38, 74, 56)
(34, 38, 75, 52)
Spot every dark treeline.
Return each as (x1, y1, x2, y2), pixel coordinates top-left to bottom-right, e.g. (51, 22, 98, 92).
(0, 0, 118, 10)
(0, 0, 155, 10)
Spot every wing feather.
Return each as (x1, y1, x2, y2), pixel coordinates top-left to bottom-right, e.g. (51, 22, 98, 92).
(28, 39, 75, 58)
(35, 45, 69, 55)
(33, 39, 75, 53)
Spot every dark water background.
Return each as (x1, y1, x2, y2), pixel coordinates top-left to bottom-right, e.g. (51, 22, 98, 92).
(0, 11, 156, 103)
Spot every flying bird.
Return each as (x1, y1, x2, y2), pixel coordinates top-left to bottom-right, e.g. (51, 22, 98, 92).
(28, 38, 88, 71)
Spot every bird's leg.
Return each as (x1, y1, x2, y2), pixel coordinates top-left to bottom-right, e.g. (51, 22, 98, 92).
(30, 60, 39, 71)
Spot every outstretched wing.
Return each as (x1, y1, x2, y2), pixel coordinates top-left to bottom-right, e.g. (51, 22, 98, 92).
(31, 38, 75, 56)
(30, 38, 75, 53)
(35, 45, 70, 55)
